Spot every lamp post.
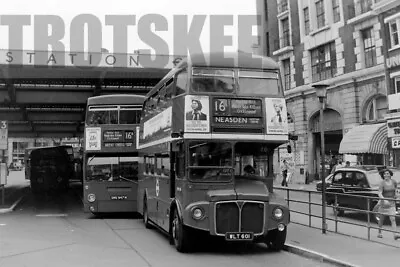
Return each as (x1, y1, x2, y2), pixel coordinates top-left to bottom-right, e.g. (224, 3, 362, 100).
(313, 83, 328, 234)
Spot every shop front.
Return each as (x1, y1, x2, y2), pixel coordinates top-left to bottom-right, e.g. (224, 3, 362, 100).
(339, 123, 388, 165)
(387, 117, 400, 167)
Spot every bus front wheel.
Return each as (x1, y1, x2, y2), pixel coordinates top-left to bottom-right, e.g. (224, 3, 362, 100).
(143, 197, 151, 229)
(264, 227, 287, 251)
(172, 209, 191, 253)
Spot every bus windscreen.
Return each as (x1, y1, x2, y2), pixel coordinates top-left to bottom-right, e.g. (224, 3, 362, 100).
(188, 141, 233, 182)
(190, 68, 280, 96)
(238, 71, 280, 95)
(86, 155, 139, 182)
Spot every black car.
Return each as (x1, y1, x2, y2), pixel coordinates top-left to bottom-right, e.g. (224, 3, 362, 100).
(316, 174, 333, 191)
(325, 166, 400, 219)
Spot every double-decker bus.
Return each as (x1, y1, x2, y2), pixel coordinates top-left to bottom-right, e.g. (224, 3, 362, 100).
(25, 146, 73, 195)
(137, 52, 290, 252)
(83, 94, 144, 214)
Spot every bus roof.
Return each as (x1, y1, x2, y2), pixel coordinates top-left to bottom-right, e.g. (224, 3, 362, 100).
(145, 51, 279, 98)
(87, 94, 146, 106)
(182, 51, 280, 70)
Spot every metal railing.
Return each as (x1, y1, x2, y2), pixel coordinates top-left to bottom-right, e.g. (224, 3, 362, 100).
(274, 186, 400, 247)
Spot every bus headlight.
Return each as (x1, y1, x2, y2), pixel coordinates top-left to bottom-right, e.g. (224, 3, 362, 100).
(192, 207, 204, 220)
(88, 194, 96, 203)
(273, 208, 284, 220)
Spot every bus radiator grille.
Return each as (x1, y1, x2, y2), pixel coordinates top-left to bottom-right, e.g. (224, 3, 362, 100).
(215, 202, 239, 234)
(241, 202, 264, 234)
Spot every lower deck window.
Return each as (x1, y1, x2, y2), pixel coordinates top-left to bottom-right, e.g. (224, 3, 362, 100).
(86, 155, 138, 182)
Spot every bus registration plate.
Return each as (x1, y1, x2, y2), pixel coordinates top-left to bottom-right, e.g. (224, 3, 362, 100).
(225, 232, 254, 241)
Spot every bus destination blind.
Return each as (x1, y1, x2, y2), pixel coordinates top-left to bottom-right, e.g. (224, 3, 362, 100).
(213, 98, 262, 127)
(103, 130, 135, 148)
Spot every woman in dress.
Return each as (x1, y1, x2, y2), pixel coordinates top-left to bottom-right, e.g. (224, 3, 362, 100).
(377, 168, 400, 240)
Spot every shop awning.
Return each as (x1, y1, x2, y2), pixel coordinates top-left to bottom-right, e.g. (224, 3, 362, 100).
(339, 123, 387, 154)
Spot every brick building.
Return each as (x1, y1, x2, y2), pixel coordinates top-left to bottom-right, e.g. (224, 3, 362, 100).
(257, 0, 390, 182)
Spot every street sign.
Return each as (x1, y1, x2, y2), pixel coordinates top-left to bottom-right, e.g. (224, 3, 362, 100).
(0, 121, 8, 150)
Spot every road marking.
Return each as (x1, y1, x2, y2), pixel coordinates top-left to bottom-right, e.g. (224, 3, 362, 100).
(36, 214, 68, 217)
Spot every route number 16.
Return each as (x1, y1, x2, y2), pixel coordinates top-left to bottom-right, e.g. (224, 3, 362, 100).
(214, 99, 228, 112)
(125, 131, 134, 140)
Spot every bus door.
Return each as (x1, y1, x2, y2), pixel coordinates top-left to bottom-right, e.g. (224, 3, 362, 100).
(156, 154, 171, 230)
(144, 155, 158, 223)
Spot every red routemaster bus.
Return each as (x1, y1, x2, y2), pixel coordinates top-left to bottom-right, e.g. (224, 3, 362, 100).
(137, 51, 290, 252)
(83, 94, 144, 214)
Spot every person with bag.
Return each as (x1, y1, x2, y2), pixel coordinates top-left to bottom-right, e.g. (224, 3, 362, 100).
(376, 168, 400, 240)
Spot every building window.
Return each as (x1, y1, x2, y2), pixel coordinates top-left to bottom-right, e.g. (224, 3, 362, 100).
(361, 27, 376, 68)
(357, 0, 372, 15)
(278, 0, 288, 13)
(395, 77, 400, 94)
(281, 18, 290, 48)
(332, 0, 340, 23)
(304, 7, 310, 35)
(316, 0, 325, 28)
(311, 42, 337, 82)
(282, 59, 291, 91)
(389, 20, 399, 48)
(266, 32, 270, 56)
(365, 96, 387, 122)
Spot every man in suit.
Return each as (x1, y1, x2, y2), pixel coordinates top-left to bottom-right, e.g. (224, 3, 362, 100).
(270, 102, 286, 125)
(186, 99, 207, 120)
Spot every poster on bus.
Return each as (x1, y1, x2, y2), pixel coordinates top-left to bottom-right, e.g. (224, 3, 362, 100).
(265, 98, 288, 135)
(85, 127, 101, 151)
(184, 95, 210, 133)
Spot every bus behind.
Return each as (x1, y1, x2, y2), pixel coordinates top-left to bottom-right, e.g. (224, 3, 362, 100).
(83, 94, 144, 215)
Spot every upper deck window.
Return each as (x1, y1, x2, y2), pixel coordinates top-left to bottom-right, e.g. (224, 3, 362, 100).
(119, 107, 141, 124)
(238, 71, 280, 96)
(191, 68, 235, 94)
(86, 105, 141, 125)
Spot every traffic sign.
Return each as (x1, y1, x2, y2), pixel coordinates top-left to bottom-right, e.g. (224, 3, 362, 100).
(0, 121, 8, 150)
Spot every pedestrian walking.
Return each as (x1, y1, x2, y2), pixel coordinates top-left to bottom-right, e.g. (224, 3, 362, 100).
(330, 161, 342, 174)
(376, 168, 400, 240)
(281, 160, 289, 187)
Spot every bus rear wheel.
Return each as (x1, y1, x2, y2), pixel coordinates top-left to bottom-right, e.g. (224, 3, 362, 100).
(143, 197, 151, 229)
(172, 209, 191, 253)
(264, 228, 287, 251)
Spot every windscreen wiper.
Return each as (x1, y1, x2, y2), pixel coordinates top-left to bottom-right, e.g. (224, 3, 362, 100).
(118, 175, 132, 182)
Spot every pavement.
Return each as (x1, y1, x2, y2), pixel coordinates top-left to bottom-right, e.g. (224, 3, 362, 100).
(0, 170, 29, 213)
(1, 172, 399, 266)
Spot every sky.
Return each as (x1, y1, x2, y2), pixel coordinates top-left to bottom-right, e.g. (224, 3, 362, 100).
(0, 0, 259, 55)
